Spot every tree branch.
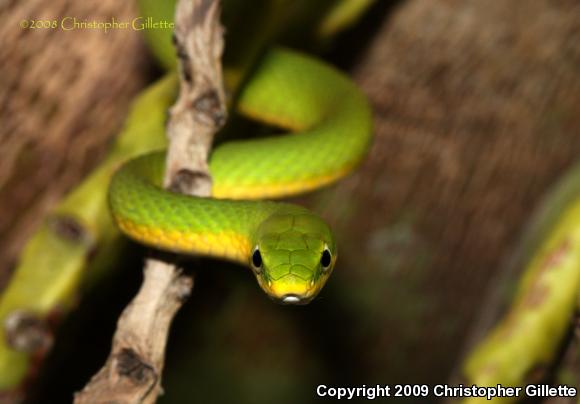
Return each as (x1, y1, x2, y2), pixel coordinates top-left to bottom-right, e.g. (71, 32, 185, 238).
(74, 1, 226, 402)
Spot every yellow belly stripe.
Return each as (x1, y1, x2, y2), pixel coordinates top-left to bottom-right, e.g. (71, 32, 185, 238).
(114, 217, 252, 264)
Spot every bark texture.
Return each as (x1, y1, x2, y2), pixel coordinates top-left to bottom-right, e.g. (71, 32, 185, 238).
(327, 0, 580, 381)
(0, 0, 151, 288)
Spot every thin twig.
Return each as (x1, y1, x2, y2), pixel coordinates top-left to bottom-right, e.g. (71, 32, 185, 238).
(74, 0, 226, 402)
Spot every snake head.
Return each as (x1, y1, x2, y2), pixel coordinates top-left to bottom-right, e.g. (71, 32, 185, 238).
(250, 209, 337, 305)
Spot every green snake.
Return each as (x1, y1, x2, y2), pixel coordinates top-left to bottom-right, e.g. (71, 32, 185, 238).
(109, 48, 372, 304)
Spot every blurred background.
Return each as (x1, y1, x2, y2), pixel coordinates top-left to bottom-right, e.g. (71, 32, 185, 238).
(0, 0, 579, 403)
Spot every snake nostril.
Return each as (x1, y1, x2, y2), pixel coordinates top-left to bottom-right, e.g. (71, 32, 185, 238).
(281, 294, 301, 304)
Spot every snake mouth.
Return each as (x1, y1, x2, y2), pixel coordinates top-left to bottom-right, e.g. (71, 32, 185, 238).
(278, 293, 312, 305)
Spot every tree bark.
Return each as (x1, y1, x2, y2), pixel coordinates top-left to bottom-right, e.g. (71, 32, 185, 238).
(325, 0, 580, 381)
(0, 0, 152, 288)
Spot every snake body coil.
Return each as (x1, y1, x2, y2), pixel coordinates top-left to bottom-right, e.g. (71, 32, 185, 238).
(109, 48, 372, 304)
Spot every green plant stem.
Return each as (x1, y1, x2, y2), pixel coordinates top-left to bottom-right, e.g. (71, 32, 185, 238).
(460, 161, 580, 403)
(0, 74, 177, 390)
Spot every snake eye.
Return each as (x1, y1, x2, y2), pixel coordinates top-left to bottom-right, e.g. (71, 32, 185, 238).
(251, 247, 262, 273)
(321, 247, 332, 270)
